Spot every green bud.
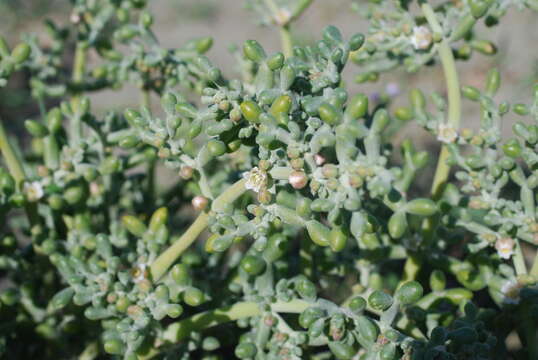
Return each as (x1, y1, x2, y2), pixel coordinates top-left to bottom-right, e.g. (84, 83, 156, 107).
(63, 184, 87, 206)
(124, 109, 141, 124)
(502, 139, 521, 158)
(371, 109, 389, 133)
(175, 102, 198, 118)
(167, 304, 183, 318)
(299, 307, 325, 329)
(451, 14, 476, 41)
(394, 107, 413, 121)
(357, 316, 378, 343)
(471, 40, 496, 55)
(318, 102, 341, 126)
(469, 0, 493, 18)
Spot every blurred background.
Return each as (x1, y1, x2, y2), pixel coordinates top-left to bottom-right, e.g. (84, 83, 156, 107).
(0, 0, 537, 162)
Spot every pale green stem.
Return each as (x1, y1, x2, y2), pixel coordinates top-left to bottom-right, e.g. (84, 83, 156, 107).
(280, 25, 293, 58)
(70, 43, 86, 144)
(0, 119, 39, 226)
(0, 120, 26, 185)
(150, 212, 209, 281)
(162, 299, 309, 343)
(422, 3, 462, 198)
(513, 239, 527, 276)
(530, 251, 538, 278)
(150, 179, 247, 280)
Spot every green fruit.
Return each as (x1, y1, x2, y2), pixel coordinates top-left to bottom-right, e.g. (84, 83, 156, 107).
(240, 255, 266, 276)
(167, 304, 183, 318)
(513, 103, 530, 116)
(318, 102, 341, 125)
(24, 120, 48, 138)
(394, 107, 413, 121)
(63, 184, 87, 206)
(368, 290, 393, 311)
(371, 109, 389, 133)
(11, 43, 31, 64)
(47, 108, 63, 134)
(388, 211, 407, 239)
(405, 199, 437, 216)
(235, 342, 257, 359)
(207, 139, 226, 157)
(122, 215, 147, 237)
(396, 281, 423, 304)
(194, 37, 213, 54)
(240, 100, 262, 123)
(243, 40, 266, 62)
(328, 342, 355, 360)
(48, 194, 64, 210)
(306, 220, 331, 246)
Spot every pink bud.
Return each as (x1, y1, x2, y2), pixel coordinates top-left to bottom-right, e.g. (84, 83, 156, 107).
(192, 196, 208, 211)
(289, 171, 308, 189)
(314, 154, 326, 166)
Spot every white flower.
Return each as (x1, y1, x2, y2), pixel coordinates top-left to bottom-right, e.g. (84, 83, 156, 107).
(24, 181, 44, 202)
(495, 237, 515, 259)
(411, 26, 432, 50)
(275, 8, 292, 26)
(437, 123, 458, 144)
(500, 279, 521, 305)
(132, 263, 148, 283)
(243, 167, 267, 193)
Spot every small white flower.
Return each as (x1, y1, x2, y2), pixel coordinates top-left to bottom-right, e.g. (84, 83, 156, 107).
(132, 263, 148, 283)
(24, 181, 44, 202)
(275, 9, 292, 26)
(437, 123, 458, 144)
(243, 167, 267, 193)
(411, 26, 432, 50)
(495, 237, 515, 260)
(500, 279, 521, 304)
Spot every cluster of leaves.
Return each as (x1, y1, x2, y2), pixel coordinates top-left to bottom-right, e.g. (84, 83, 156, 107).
(0, 0, 538, 359)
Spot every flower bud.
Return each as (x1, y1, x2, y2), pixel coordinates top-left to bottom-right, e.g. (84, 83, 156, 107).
(192, 196, 208, 211)
(289, 170, 308, 189)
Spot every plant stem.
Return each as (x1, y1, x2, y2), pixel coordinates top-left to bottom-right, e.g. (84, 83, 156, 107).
(421, 3, 462, 198)
(162, 299, 309, 343)
(280, 24, 293, 58)
(150, 179, 247, 280)
(150, 212, 209, 281)
(0, 119, 39, 226)
(70, 43, 86, 144)
(530, 251, 538, 278)
(0, 120, 26, 185)
(513, 239, 527, 276)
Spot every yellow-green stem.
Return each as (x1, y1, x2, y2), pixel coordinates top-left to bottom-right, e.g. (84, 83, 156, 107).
(150, 179, 247, 281)
(70, 43, 87, 144)
(0, 119, 39, 226)
(280, 25, 293, 58)
(422, 3, 462, 198)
